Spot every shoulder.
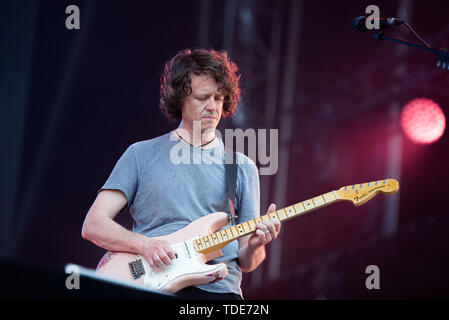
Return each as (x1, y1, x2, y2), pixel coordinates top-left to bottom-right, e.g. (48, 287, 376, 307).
(234, 152, 259, 176)
(128, 132, 172, 153)
(234, 152, 256, 166)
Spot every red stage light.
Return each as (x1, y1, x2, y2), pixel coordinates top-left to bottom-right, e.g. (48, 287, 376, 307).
(400, 98, 446, 144)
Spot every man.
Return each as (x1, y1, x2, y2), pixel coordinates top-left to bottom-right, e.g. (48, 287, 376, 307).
(81, 48, 281, 300)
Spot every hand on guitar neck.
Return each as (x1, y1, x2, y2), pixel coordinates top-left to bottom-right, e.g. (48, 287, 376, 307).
(248, 203, 281, 249)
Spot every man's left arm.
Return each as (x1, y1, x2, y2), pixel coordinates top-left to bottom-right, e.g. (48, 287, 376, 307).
(237, 203, 281, 273)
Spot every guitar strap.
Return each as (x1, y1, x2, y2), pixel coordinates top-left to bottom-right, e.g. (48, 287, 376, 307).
(225, 149, 239, 225)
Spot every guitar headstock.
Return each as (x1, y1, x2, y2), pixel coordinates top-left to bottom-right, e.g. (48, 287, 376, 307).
(336, 179, 399, 206)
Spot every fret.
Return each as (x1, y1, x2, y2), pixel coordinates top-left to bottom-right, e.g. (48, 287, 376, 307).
(242, 221, 251, 233)
(216, 231, 223, 242)
(276, 209, 288, 220)
(211, 233, 218, 244)
(248, 219, 256, 231)
(207, 235, 215, 245)
(312, 195, 325, 207)
(303, 199, 315, 210)
(221, 230, 228, 241)
(203, 236, 210, 247)
(230, 226, 238, 237)
(236, 223, 244, 234)
(285, 207, 295, 218)
(261, 215, 270, 222)
(194, 239, 200, 251)
(323, 191, 337, 203)
(236, 224, 245, 235)
(293, 202, 305, 215)
(225, 228, 233, 239)
(200, 237, 206, 248)
(255, 217, 263, 224)
(269, 211, 279, 221)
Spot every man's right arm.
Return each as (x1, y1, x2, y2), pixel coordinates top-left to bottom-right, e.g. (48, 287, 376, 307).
(81, 189, 176, 268)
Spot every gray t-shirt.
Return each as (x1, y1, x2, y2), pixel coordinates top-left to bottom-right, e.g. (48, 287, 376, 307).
(100, 131, 260, 297)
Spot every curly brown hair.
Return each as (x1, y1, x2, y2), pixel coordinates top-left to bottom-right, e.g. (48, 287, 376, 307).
(159, 48, 241, 121)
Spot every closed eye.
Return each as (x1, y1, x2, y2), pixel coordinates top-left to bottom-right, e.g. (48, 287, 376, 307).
(196, 95, 224, 102)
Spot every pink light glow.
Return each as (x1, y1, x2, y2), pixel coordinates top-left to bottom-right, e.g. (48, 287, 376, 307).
(400, 98, 446, 145)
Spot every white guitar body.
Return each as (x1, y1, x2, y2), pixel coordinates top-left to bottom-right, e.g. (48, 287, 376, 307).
(95, 211, 230, 293)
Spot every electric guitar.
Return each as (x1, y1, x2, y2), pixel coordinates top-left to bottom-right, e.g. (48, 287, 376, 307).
(95, 179, 399, 293)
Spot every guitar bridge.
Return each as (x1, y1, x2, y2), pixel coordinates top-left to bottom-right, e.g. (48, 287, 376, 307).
(129, 258, 145, 280)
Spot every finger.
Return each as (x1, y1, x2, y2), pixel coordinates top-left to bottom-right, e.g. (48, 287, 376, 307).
(158, 250, 172, 267)
(254, 229, 266, 245)
(163, 244, 177, 260)
(265, 221, 277, 240)
(257, 223, 272, 243)
(255, 229, 265, 237)
(256, 224, 269, 240)
(264, 231, 272, 243)
(153, 253, 165, 269)
(256, 222, 269, 233)
(266, 203, 276, 214)
(259, 220, 275, 234)
(272, 218, 281, 233)
(266, 220, 275, 232)
(148, 257, 155, 269)
(167, 250, 177, 260)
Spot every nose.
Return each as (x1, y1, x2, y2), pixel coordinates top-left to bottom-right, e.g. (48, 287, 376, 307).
(205, 97, 217, 111)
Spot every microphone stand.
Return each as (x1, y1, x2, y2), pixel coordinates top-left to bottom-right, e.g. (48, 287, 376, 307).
(372, 21, 449, 70)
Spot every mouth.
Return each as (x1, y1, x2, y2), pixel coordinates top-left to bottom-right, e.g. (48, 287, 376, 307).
(201, 115, 217, 120)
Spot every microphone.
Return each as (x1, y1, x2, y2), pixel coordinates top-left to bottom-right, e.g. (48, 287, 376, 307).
(353, 16, 403, 32)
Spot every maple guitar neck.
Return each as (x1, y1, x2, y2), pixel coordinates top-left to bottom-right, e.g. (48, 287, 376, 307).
(193, 179, 399, 255)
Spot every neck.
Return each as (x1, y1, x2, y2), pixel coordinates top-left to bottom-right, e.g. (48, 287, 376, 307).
(193, 191, 340, 255)
(177, 121, 216, 147)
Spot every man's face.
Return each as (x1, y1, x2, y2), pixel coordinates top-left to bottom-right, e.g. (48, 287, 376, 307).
(181, 73, 224, 134)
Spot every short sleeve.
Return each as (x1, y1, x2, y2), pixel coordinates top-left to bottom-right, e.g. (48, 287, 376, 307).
(236, 155, 260, 223)
(99, 144, 139, 206)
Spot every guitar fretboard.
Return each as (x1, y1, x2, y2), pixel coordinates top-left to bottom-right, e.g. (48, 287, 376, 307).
(193, 191, 339, 254)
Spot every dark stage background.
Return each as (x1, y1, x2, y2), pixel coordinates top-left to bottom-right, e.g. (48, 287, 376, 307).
(1, 0, 448, 299)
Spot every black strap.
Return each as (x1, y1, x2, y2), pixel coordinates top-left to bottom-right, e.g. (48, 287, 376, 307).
(225, 149, 239, 225)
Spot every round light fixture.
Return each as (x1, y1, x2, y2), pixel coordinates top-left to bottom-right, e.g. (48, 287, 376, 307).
(400, 98, 446, 144)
